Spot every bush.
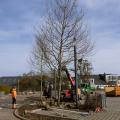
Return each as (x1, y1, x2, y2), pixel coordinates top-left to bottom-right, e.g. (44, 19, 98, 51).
(0, 85, 11, 94)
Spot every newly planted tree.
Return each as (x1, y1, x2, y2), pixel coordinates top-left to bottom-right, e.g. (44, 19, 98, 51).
(31, 0, 94, 104)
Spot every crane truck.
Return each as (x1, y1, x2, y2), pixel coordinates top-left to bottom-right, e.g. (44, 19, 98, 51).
(64, 67, 94, 92)
(61, 67, 94, 101)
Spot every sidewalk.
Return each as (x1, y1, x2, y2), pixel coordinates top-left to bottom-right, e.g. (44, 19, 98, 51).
(0, 95, 21, 120)
(1, 94, 120, 120)
(0, 108, 19, 120)
(84, 97, 120, 120)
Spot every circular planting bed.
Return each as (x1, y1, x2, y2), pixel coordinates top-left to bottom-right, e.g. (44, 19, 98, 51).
(17, 104, 89, 120)
(15, 94, 102, 120)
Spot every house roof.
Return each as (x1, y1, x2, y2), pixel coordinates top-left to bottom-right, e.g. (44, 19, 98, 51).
(92, 75, 106, 85)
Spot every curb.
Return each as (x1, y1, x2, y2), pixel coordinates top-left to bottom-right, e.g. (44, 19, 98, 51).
(13, 108, 29, 120)
(13, 105, 89, 120)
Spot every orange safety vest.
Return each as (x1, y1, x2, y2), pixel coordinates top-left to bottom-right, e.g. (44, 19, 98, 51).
(77, 88, 81, 95)
(11, 88, 17, 98)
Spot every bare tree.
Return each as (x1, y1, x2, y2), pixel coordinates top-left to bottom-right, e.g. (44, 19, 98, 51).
(31, 0, 94, 104)
(78, 59, 93, 82)
(31, 34, 50, 99)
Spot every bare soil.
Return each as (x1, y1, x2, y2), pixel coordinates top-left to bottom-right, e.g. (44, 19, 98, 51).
(17, 94, 102, 120)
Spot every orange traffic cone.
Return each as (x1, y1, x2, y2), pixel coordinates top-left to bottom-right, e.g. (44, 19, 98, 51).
(95, 107, 102, 112)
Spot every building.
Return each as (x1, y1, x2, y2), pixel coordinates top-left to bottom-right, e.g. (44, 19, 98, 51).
(91, 74, 120, 89)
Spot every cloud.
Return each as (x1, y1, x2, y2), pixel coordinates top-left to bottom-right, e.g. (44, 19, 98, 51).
(92, 45, 120, 74)
(0, 43, 32, 76)
(0, 0, 120, 75)
(0, 0, 47, 75)
(79, 0, 120, 10)
(0, 0, 46, 44)
(79, 0, 120, 74)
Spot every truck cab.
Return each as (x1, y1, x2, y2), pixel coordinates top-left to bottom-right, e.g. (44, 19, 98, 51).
(80, 83, 94, 93)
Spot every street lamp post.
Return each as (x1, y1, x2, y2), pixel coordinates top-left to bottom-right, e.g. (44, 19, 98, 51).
(74, 37, 78, 107)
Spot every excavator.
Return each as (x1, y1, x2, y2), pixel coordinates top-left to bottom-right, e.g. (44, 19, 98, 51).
(105, 80, 120, 96)
(61, 66, 94, 101)
(61, 67, 106, 111)
(64, 67, 93, 92)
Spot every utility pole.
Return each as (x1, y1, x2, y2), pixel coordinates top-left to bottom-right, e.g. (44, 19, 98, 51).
(74, 37, 78, 107)
(40, 54, 43, 99)
(18, 79, 19, 93)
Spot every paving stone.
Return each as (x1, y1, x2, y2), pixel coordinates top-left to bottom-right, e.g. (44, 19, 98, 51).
(83, 97, 120, 120)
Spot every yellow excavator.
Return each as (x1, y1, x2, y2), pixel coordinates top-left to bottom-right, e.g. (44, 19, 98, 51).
(104, 80, 120, 96)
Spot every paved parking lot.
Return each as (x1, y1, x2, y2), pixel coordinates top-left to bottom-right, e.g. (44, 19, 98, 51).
(0, 95, 19, 120)
(0, 95, 120, 120)
(0, 94, 31, 120)
(84, 97, 120, 120)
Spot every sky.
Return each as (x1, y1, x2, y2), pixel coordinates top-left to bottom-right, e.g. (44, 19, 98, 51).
(79, 0, 120, 74)
(0, 0, 120, 76)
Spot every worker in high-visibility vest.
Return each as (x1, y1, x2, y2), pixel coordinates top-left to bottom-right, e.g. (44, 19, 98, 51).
(77, 86, 81, 100)
(11, 86, 17, 109)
